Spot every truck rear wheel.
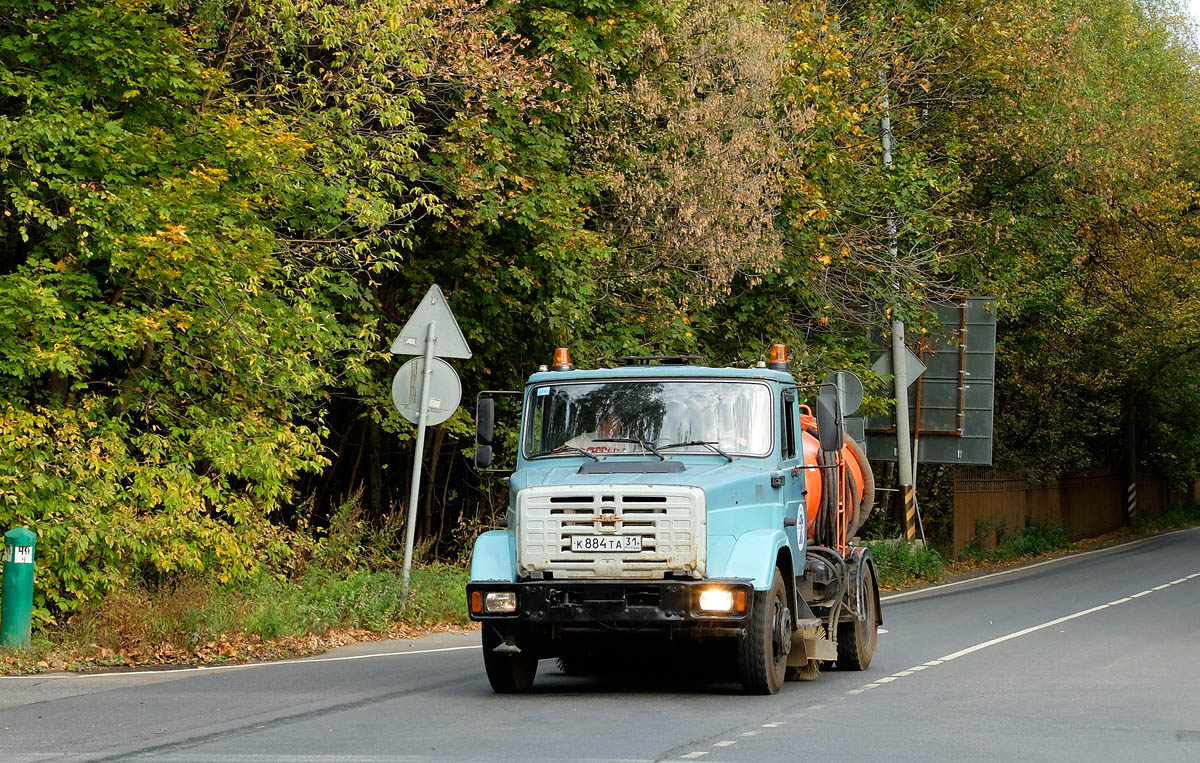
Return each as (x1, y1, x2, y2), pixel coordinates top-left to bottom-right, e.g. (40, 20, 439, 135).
(737, 569, 790, 695)
(482, 625, 537, 693)
(836, 563, 879, 670)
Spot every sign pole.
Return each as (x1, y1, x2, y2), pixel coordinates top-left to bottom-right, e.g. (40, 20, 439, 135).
(401, 320, 437, 599)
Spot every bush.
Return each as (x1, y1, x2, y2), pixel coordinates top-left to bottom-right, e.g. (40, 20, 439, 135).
(962, 521, 1072, 564)
(1133, 503, 1200, 533)
(866, 538, 945, 588)
(993, 524, 1071, 561)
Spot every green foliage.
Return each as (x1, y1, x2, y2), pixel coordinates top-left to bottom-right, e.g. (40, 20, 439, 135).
(963, 521, 1072, 563)
(1132, 502, 1200, 534)
(993, 524, 1072, 562)
(865, 538, 945, 588)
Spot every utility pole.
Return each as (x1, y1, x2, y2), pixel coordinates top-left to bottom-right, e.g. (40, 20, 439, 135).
(881, 73, 918, 543)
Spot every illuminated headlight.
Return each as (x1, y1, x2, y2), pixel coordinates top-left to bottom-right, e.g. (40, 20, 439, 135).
(484, 592, 517, 613)
(698, 588, 734, 612)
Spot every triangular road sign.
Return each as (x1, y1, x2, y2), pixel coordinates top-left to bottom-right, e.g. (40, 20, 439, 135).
(390, 284, 472, 359)
(871, 346, 926, 385)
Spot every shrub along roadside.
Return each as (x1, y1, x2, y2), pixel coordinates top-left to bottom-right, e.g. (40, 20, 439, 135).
(1132, 503, 1200, 535)
(962, 523, 1072, 564)
(866, 538, 947, 589)
(870, 504, 1200, 590)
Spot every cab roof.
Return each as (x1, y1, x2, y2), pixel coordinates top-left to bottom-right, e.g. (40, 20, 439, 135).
(526, 363, 796, 386)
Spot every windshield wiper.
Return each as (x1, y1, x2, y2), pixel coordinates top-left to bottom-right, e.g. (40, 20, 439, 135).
(657, 440, 733, 462)
(530, 443, 600, 461)
(593, 437, 665, 461)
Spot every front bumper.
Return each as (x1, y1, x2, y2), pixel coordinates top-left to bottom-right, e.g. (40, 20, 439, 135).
(467, 579, 754, 626)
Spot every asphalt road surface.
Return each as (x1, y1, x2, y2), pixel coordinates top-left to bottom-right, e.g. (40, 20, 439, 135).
(3, 527, 1199, 762)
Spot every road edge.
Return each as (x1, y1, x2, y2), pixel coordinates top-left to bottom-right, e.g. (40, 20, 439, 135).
(880, 524, 1199, 602)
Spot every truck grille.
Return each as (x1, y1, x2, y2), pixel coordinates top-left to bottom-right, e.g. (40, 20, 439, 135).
(516, 485, 706, 579)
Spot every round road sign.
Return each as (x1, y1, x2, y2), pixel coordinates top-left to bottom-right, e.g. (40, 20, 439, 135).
(822, 370, 864, 416)
(391, 357, 463, 426)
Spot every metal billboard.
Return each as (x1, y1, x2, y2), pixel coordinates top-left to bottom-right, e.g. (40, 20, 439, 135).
(854, 297, 997, 466)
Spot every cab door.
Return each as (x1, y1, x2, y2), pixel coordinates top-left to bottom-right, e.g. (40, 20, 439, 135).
(780, 388, 806, 556)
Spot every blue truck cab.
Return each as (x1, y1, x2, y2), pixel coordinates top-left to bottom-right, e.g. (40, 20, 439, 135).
(467, 352, 881, 694)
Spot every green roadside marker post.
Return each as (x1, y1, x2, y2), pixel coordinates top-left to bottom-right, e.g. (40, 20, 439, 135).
(1, 527, 36, 649)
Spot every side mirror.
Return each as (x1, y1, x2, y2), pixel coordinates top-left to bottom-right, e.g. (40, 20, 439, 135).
(475, 444, 494, 469)
(476, 397, 495, 468)
(472, 389, 521, 475)
(815, 393, 842, 452)
(477, 397, 495, 446)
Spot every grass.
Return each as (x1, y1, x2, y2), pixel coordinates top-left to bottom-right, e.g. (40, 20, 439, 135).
(237, 562, 469, 640)
(0, 562, 471, 675)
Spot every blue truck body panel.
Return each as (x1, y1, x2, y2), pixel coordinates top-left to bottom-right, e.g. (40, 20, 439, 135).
(470, 530, 517, 583)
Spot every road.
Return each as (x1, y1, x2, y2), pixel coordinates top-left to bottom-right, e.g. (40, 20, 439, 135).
(2, 527, 1198, 762)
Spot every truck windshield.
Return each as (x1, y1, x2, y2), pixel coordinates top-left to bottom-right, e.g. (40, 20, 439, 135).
(524, 380, 772, 458)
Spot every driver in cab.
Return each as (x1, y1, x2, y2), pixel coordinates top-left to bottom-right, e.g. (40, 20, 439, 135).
(566, 413, 635, 455)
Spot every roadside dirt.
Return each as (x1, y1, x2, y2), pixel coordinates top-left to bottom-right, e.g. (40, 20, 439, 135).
(0, 621, 478, 676)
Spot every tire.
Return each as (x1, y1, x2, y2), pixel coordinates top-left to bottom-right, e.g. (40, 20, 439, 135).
(481, 625, 537, 693)
(836, 562, 879, 671)
(737, 569, 790, 695)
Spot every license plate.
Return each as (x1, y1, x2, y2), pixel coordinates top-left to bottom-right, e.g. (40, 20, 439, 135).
(570, 535, 642, 552)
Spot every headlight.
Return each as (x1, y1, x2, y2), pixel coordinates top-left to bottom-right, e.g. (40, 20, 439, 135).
(484, 591, 518, 613)
(698, 588, 734, 612)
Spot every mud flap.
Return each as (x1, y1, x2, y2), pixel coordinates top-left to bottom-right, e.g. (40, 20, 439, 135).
(842, 548, 883, 626)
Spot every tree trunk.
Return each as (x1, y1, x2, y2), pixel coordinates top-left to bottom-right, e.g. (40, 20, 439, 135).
(368, 419, 385, 517)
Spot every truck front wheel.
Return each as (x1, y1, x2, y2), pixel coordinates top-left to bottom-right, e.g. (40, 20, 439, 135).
(737, 568, 790, 694)
(481, 625, 538, 693)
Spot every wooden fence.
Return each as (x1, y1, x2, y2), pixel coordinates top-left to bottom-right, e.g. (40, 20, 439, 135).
(951, 467, 1170, 555)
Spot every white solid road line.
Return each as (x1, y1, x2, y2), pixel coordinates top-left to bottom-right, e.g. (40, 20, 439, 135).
(880, 525, 1197, 603)
(70, 644, 480, 679)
